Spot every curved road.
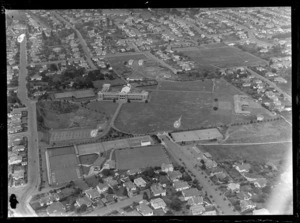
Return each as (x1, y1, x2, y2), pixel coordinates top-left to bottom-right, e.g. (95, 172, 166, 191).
(9, 34, 40, 217)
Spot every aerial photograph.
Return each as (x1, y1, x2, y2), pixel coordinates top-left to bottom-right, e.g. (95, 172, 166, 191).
(6, 7, 293, 217)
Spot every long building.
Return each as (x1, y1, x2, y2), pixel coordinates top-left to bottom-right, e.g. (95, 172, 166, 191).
(53, 89, 96, 101)
(97, 84, 149, 102)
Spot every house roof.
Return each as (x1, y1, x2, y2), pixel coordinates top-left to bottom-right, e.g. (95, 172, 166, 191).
(76, 196, 92, 207)
(228, 183, 240, 190)
(150, 198, 166, 207)
(190, 204, 205, 214)
(150, 183, 165, 194)
(127, 168, 141, 175)
(161, 163, 173, 169)
(236, 163, 251, 172)
(97, 182, 109, 190)
(137, 203, 153, 215)
(254, 178, 267, 187)
(134, 177, 146, 186)
(123, 181, 136, 190)
(46, 202, 66, 216)
(182, 188, 202, 198)
(173, 181, 190, 190)
(253, 208, 270, 215)
(85, 188, 101, 199)
(167, 171, 182, 180)
(187, 196, 203, 205)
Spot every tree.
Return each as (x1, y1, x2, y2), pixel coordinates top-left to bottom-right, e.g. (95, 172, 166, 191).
(164, 210, 174, 216)
(143, 192, 149, 200)
(107, 187, 114, 194)
(170, 198, 182, 211)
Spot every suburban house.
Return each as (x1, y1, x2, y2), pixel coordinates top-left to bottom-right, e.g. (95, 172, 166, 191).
(182, 188, 202, 201)
(237, 191, 252, 200)
(150, 183, 166, 197)
(97, 182, 109, 194)
(85, 188, 101, 200)
(161, 163, 174, 172)
(136, 203, 154, 216)
(190, 204, 205, 215)
(76, 195, 93, 207)
(235, 163, 251, 173)
(253, 208, 270, 215)
(150, 198, 167, 210)
(8, 155, 23, 165)
(187, 196, 204, 206)
(46, 202, 66, 216)
(39, 193, 60, 207)
(127, 168, 142, 176)
(227, 183, 241, 193)
(202, 210, 217, 215)
(123, 181, 137, 197)
(134, 177, 147, 188)
(204, 159, 218, 169)
(240, 200, 256, 212)
(173, 181, 190, 192)
(104, 176, 118, 188)
(167, 170, 182, 182)
(253, 178, 267, 188)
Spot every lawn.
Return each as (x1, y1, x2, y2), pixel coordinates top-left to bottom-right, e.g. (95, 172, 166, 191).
(199, 142, 292, 166)
(78, 153, 99, 165)
(115, 145, 170, 170)
(158, 79, 213, 92)
(93, 79, 126, 90)
(86, 101, 118, 119)
(177, 46, 267, 68)
(114, 79, 273, 134)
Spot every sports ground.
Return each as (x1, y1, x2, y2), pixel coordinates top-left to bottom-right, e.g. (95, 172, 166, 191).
(176, 46, 268, 69)
(115, 145, 171, 170)
(46, 146, 81, 185)
(114, 79, 274, 134)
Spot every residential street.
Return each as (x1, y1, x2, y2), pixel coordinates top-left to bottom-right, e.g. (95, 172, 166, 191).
(9, 34, 40, 217)
(85, 194, 143, 216)
(159, 134, 237, 215)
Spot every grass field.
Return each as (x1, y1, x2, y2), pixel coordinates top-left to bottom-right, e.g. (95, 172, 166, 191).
(177, 46, 267, 69)
(115, 145, 171, 170)
(48, 146, 75, 157)
(115, 79, 274, 134)
(49, 128, 94, 144)
(158, 80, 213, 92)
(199, 142, 292, 166)
(79, 154, 99, 165)
(93, 79, 126, 90)
(40, 101, 108, 130)
(86, 101, 118, 119)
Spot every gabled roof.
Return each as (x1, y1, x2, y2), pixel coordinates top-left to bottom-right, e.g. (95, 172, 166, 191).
(76, 195, 92, 207)
(85, 188, 101, 199)
(182, 188, 202, 198)
(46, 202, 66, 216)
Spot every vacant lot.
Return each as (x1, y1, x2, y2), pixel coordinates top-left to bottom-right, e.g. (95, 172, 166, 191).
(177, 46, 267, 68)
(200, 142, 292, 166)
(79, 154, 99, 165)
(115, 145, 170, 170)
(226, 119, 292, 143)
(39, 101, 108, 130)
(115, 79, 273, 134)
(86, 101, 118, 119)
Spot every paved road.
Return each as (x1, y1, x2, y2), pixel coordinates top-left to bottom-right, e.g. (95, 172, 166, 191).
(246, 68, 291, 102)
(51, 12, 97, 70)
(159, 134, 237, 215)
(9, 34, 40, 217)
(197, 140, 292, 146)
(85, 194, 143, 216)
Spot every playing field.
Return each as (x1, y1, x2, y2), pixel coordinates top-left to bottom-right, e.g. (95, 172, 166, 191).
(199, 142, 292, 166)
(47, 147, 81, 185)
(49, 128, 94, 144)
(86, 101, 118, 119)
(176, 46, 268, 68)
(115, 145, 171, 170)
(115, 79, 275, 134)
(158, 80, 213, 92)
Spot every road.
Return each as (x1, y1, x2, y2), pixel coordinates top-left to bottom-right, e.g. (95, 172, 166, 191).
(159, 134, 237, 215)
(9, 34, 40, 217)
(196, 140, 292, 146)
(84, 194, 143, 216)
(51, 11, 97, 70)
(246, 68, 291, 102)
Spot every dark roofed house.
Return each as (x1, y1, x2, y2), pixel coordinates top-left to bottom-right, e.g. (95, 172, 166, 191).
(76, 195, 93, 207)
(85, 188, 101, 200)
(167, 171, 182, 182)
(46, 202, 66, 216)
(182, 188, 202, 201)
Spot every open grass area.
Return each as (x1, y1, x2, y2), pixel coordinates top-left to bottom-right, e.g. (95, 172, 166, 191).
(177, 46, 267, 68)
(86, 101, 118, 119)
(39, 101, 108, 130)
(158, 79, 213, 92)
(78, 153, 99, 165)
(115, 79, 274, 134)
(93, 79, 126, 90)
(199, 142, 292, 166)
(115, 145, 170, 170)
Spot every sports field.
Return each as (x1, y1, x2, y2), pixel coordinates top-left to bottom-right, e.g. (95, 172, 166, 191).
(176, 46, 268, 68)
(49, 128, 94, 144)
(199, 142, 292, 166)
(158, 80, 213, 92)
(115, 79, 275, 134)
(86, 101, 118, 119)
(115, 145, 171, 170)
(79, 154, 99, 165)
(47, 147, 81, 185)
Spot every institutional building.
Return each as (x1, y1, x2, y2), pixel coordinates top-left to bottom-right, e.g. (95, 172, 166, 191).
(97, 84, 149, 102)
